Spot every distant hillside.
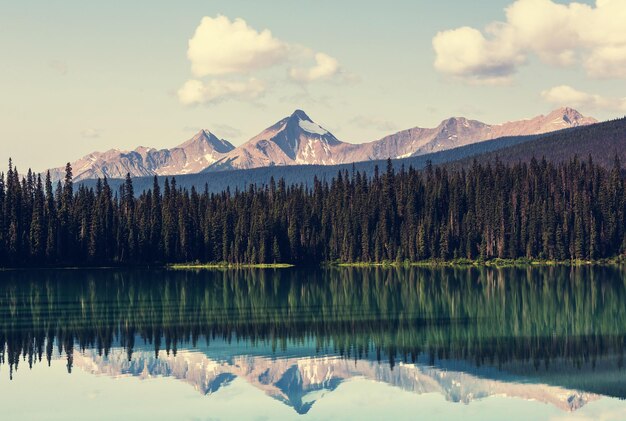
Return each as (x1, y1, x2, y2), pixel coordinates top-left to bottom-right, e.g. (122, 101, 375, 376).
(449, 117, 626, 169)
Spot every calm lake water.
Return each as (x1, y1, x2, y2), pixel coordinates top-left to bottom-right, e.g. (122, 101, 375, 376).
(1, 266, 626, 420)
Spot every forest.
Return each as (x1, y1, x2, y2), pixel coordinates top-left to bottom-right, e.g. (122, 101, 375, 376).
(0, 156, 624, 267)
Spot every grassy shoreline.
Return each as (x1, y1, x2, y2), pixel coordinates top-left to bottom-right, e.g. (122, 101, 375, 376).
(167, 263, 295, 270)
(335, 256, 625, 268)
(1, 256, 623, 271)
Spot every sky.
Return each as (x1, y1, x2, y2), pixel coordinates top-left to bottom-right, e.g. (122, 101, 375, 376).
(1, 0, 625, 172)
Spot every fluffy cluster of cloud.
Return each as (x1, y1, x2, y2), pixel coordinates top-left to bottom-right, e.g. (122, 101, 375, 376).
(350, 115, 397, 132)
(187, 16, 288, 77)
(179, 15, 341, 106)
(178, 78, 266, 105)
(542, 85, 626, 112)
(289, 53, 340, 83)
(80, 128, 101, 139)
(49, 59, 68, 76)
(433, 0, 626, 84)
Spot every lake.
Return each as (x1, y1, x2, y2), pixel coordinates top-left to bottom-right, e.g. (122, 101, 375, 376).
(1, 266, 625, 420)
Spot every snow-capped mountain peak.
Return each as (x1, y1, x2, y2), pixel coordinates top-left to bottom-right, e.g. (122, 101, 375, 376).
(48, 129, 235, 181)
(205, 110, 346, 171)
(49, 107, 598, 180)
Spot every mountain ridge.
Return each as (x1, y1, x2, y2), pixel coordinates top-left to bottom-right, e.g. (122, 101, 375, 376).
(347, 107, 597, 162)
(49, 129, 235, 181)
(50, 107, 597, 181)
(78, 115, 626, 196)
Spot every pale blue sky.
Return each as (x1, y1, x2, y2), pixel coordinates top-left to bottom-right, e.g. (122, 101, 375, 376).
(1, 0, 623, 171)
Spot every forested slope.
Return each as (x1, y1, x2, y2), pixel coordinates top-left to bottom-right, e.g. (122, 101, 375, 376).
(450, 117, 626, 169)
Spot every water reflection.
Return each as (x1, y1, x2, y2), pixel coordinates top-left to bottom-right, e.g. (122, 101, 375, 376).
(73, 343, 600, 414)
(1, 266, 625, 415)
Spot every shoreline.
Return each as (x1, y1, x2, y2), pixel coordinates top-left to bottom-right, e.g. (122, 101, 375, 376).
(1, 256, 624, 271)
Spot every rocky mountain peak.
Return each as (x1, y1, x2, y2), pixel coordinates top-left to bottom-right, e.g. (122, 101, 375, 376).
(276, 109, 327, 137)
(548, 107, 596, 126)
(289, 110, 335, 141)
(178, 130, 235, 154)
(193, 129, 214, 141)
(439, 116, 481, 129)
(289, 109, 312, 122)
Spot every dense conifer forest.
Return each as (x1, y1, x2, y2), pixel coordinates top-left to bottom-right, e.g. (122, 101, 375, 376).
(0, 156, 624, 267)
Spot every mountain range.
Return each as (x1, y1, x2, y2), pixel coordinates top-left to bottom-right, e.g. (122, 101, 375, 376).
(51, 107, 597, 182)
(49, 130, 235, 182)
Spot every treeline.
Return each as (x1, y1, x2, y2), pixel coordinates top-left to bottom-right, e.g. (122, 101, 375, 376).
(0, 157, 625, 266)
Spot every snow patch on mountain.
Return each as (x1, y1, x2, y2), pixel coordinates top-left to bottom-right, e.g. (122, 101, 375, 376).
(299, 119, 328, 136)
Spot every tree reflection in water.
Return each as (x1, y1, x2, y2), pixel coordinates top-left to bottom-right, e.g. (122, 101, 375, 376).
(1, 266, 625, 403)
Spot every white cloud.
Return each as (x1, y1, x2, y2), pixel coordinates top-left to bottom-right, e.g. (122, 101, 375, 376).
(433, 0, 626, 83)
(187, 15, 287, 77)
(585, 45, 626, 78)
(178, 15, 347, 106)
(49, 59, 68, 76)
(81, 128, 101, 139)
(433, 26, 524, 84)
(351, 115, 398, 132)
(177, 78, 266, 106)
(212, 124, 242, 139)
(289, 53, 340, 83)
(541, 85, 626, 112)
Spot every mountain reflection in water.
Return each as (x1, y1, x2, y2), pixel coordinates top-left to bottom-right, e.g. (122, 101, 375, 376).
(1, 266, 625, 415)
